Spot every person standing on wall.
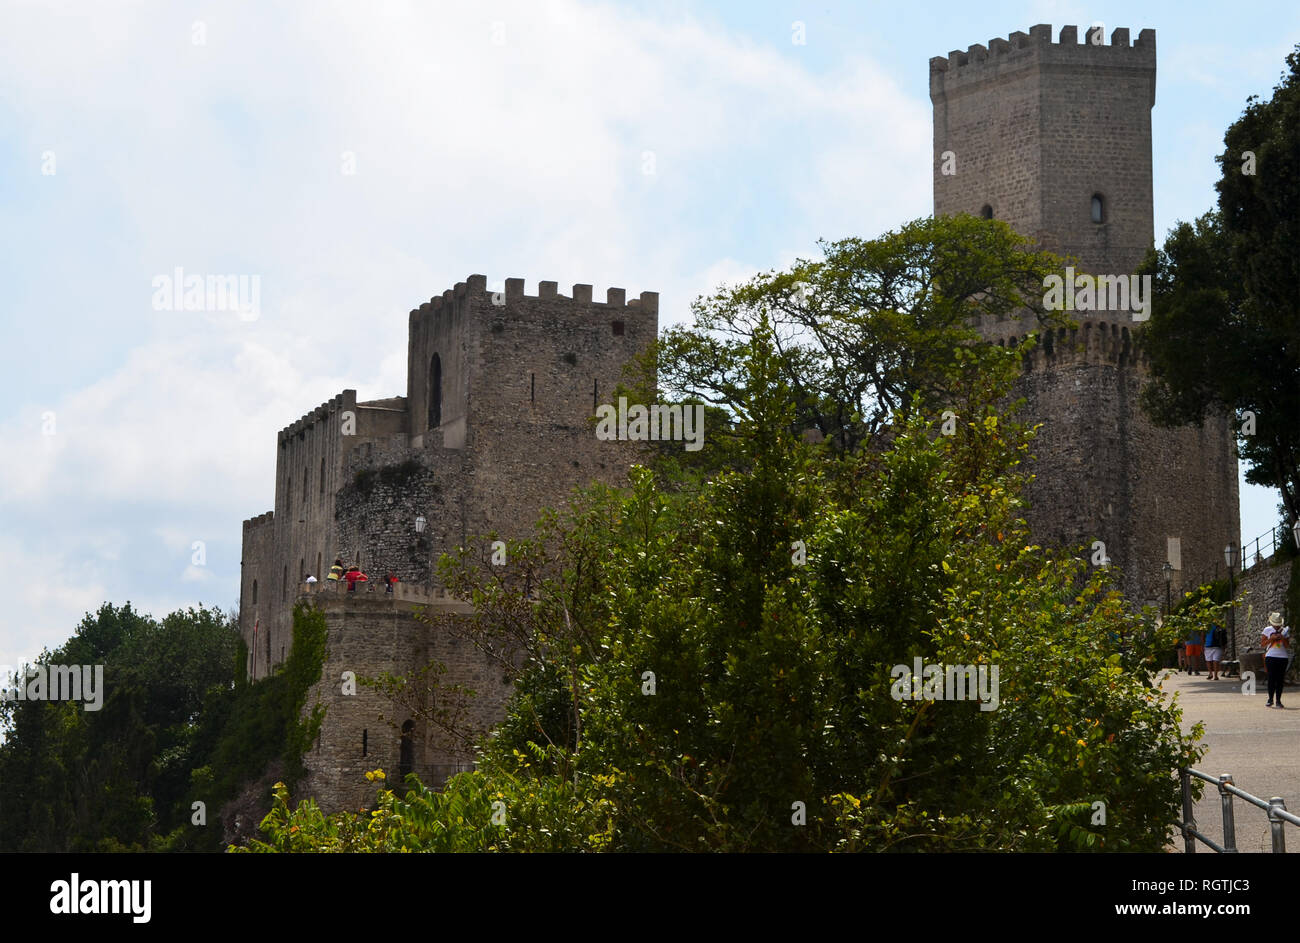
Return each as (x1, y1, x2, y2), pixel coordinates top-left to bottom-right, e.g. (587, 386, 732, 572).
(345, 565, 368, 593)
(328, 558, 345, 583)
(1262, 612, 1290, 708)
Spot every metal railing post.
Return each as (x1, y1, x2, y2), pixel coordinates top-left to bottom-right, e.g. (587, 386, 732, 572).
(1218, 775, 1237, 852)
(1181, 769, 1196, 853)
(1269, 797, 1288, 853)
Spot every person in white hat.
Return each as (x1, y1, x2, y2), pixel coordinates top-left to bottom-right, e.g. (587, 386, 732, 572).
(1261, 612, 1290, 708)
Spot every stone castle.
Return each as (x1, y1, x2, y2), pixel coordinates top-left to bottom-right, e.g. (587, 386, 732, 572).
(239, 24, 1239, 811)
(930, 24, 1238, 607)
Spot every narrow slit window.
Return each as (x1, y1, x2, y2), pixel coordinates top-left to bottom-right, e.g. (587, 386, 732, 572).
(1091, 194, 1104, 224)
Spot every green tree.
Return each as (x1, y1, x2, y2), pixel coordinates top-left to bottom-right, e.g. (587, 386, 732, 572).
(652, 214, 1065, 462)
(250, 309, 1205, 852)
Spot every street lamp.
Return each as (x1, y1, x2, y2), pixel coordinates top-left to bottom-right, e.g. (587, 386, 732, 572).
(1293, 519, 1300, 554)
(1225, 542, 1239, 663)
(415, 515, 426, 534)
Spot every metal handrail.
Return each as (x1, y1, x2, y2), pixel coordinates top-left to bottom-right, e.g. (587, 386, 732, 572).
(1176, 767, 1300, 853)
(1240, 525, 1293, 574)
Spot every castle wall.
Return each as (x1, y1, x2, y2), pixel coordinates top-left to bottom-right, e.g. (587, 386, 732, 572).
(241, 390, 415, 679)
(1233, 561, 1295, 659)
(295, 583, 515, 813)
(334, 434, 470, 587)
(239, 511, 275, 679)
(1000, 322, 1240, 608)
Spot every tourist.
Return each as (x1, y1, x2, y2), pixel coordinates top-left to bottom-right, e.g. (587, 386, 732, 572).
(1203, 623, 1225, 680)
(1176, 639, 1187, 673)
(1184, 628, 1204, 675)
(385, 572, 398, 594)
(1261, 612, 1290, 708)
(327, 558, 344, 582)
(345, 565, 368, 592)
(305, 574, 317, 584)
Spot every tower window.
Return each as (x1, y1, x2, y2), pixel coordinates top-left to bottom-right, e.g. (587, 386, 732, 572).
(611, 320, 625, 336)
(980, 204, 993, 220)
(252, 579, 258, 604)
(303, 467, 308, 504)
(362, 729, 368, 757)
(320, 457, 325, 494)
(428, 354, 442, 430)
(1091, 194, 1105, 224)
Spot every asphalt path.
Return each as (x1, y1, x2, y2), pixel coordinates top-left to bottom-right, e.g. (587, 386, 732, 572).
(1162, 667, 1300, 853)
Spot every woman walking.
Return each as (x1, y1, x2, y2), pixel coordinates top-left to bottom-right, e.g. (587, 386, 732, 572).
(1262, 612, 1290, 708)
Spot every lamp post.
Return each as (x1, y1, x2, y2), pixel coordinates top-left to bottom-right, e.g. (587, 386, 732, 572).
(1225, 542, 1239, 663)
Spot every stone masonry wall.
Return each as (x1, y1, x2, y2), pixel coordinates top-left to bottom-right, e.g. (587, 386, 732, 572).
(297, 583, 518, 813)
(1233, 560, 1296, 660)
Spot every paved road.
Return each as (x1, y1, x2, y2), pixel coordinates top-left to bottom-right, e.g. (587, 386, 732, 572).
(1161, 667, 1300, 853)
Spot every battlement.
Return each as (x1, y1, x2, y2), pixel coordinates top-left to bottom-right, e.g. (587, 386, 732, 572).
(242, 510, 274, 530)
(1000, 319, 1150, 371)
(409, 274, 659, 320)
(931, 25, 1155, 99)
(296, 578, 472, 612)
(278, 390, 357, 445)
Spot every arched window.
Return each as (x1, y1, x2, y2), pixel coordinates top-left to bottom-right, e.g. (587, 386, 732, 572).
(428, 354, 442, 430)
(1091, 193, 1104, 224)
(980, 204, 993, 220)
(319, 457, 325, 494)
(399, 720, 415, 780)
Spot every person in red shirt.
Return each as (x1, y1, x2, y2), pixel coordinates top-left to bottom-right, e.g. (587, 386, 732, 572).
(385, 572, 398, 594)
(345, 565, 368, 592)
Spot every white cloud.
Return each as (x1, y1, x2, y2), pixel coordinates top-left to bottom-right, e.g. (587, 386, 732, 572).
(0, 0, 928, 662)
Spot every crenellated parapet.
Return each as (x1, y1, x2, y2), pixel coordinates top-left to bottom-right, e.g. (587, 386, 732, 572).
(931, 24, 1155, 100)
(998, 319, 1151, 371)
(409, 274, 659, 323)
(242, 510, 274, 530)
(277, 390, 358, 445)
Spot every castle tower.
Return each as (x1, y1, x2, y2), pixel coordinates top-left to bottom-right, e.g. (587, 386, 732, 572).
(930, 24, 1239, 608)
(239, 274, 658, 811)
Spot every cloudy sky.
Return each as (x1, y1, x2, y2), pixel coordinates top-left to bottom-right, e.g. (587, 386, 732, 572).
(2, 0, 1297, 668)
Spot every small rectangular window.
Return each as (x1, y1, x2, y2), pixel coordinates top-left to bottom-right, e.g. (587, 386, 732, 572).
(611, 320, 625, 336)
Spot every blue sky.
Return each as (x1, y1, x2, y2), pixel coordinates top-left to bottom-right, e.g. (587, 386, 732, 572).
(2, 0, 1297, 667)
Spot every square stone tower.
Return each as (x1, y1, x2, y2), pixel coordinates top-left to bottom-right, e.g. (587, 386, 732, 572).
(931, 24, 1239, 608)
